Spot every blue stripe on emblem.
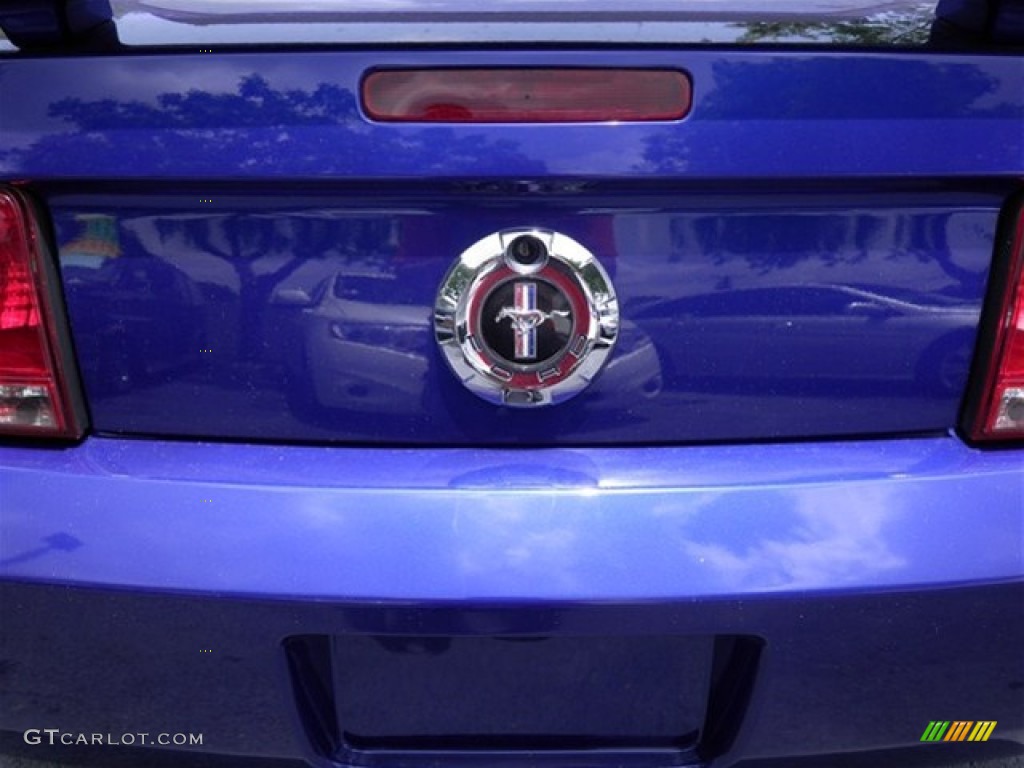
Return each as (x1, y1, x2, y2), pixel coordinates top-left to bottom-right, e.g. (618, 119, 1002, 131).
(514, 282, 537, 359)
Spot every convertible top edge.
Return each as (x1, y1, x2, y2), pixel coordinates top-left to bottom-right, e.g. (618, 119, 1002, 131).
(119, 0, 935, 23)
(3, 0, 1020, 49)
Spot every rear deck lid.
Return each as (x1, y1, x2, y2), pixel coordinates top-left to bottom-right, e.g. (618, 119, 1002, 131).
(1, 3, 1021, 445)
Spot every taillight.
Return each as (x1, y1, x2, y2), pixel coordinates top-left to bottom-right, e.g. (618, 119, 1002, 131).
(362, 68, 691, 123)
(0, 189, 85, 438)
(965, 203, 1024, 442)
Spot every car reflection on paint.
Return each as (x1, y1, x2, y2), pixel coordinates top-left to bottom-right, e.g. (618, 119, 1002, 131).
(275, 270, 661, 420)
(594, 320, 663, 402)
(633, 284, 978, 395)
(274, 271, 431, 417)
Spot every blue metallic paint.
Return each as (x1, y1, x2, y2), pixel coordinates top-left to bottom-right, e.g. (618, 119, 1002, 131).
(1, 436, 1020, 597)
(0, 437, 1022, 763)
(0, 51, 1021, 180)
(0, 581, 1020, 765)
(0, 41, 1022, 768)
(0, 47, 1015, 444)
(51, 192, 997, 443)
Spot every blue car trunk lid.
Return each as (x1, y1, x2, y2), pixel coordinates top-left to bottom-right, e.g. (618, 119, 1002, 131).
(1, 42, 1020, 445)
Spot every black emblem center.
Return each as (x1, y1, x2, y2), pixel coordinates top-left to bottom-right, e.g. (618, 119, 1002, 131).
(481, 279, 573, 365)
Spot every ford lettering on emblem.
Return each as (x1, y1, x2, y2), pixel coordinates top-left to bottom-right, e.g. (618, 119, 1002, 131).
(435, 229, 619, 407)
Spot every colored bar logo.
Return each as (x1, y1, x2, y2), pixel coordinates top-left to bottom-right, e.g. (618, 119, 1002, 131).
(921, 721, 997, 742)
(513, 282, 538, 360)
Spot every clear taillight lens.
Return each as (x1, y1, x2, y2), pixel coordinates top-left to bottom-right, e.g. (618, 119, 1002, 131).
(0, 188, 84, 438)
(967, 206, 1024, 442)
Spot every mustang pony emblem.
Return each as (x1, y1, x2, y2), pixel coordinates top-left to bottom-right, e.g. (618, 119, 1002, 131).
(495, 282, 570, 360)
(494, 306, 571, 333)
(434, 228, 618, 407)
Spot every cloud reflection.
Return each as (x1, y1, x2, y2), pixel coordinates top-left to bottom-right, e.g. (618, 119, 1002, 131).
(682, 485, 906, 590)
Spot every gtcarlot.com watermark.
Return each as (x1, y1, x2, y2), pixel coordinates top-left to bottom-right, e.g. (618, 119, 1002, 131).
(23, 729, 203, 747)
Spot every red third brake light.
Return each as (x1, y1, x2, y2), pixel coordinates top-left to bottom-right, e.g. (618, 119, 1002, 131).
(968, 207, 1024, 442)
(0, 189, 84, 438)
(362, 69, 692, 123)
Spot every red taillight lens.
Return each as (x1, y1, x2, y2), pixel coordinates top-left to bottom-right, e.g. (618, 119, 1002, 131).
(362, 68, 691, 123)
(968, 208, 1024, 442)
(0, 189, 84, 438)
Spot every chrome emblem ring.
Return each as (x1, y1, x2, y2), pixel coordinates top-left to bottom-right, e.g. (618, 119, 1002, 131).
(435, 228, 619, 407)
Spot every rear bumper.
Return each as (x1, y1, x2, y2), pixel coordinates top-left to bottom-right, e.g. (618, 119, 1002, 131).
(1, 435, 1022, 766)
